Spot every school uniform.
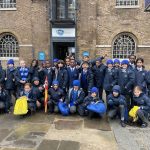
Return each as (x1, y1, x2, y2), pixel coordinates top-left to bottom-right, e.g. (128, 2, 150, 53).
(0, 66, 5, 85)
(29, 66, 39, 82)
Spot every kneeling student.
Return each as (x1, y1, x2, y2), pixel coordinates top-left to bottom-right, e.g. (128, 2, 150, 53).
(48, 80, 64, 113)
(65, 80, 85, 114)
(130, 86, 150, 128)
(107, 85, 127, 127)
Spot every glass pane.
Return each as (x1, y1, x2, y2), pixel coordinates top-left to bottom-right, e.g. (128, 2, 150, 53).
(57, 0, 66, 19)
(68, 0, 75, 19)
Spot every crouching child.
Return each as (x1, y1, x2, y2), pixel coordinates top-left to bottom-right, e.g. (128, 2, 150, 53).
(107, 85, 127, 127)
(129, 86, 150, 128)
(48, 80, 64, 113)
(65, 80, 85, 114)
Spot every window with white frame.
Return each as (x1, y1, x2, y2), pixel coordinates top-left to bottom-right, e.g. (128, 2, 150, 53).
(0, 0, 16, 9)
(0, 33, 19, 57)
(113, 34, 136, 59)
(116, 0, 139, 7)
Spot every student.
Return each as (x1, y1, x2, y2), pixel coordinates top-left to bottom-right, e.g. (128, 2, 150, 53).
(81, 87, 105, 118)
(55, 60, 68, 93)
(29, 59, 39, 82)
(92, 58, 106, 99)
(80, 61, 94, 96)
(131, 86, 150, 128)
(0, 60, 5, 86)
(20, 83, 37, 114)
(128, 54, 136, 70)
(32, 77, 44, 109)
(48, 80, 64, 113)
(113, 59, 120, 79)
(67, 59, 79, 89)
(65, 57, 70, 68)
(15, 60, 31, 97)
(65, 80, 85, 114)
(5, 59, 16, 108)
(118, 60, 135, 109)
(0, 84, 9, 113)
(43, 60, 54, 87)
(38, 61, 46, 85)
(107, 85, 127, 127)
(146, 71, 150, 97)
(103, 59, 117, 97)
(134, 58, 147, 94)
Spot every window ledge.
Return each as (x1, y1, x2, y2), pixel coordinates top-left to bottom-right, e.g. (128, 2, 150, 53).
(115, 6, 140, 9)
(0, 57, 19, 60)
(0, 8, 17, 11)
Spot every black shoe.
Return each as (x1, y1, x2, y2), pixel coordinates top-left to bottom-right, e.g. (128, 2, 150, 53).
(120, 121, 126, 127)
(141, 122, 148, 128)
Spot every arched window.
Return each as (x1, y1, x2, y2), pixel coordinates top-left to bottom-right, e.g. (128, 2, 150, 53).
(113, 34, 136, 59)
(0, 33, 19, 57)
(0, 0, 16, 9)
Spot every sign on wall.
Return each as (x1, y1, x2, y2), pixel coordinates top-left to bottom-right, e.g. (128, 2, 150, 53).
(38, 51, 46, 61)
(145, 0, 150, 11)
(52, 28, 75, 37)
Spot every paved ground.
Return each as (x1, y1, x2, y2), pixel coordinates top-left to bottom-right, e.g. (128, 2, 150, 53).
(0, 112, 149, 150)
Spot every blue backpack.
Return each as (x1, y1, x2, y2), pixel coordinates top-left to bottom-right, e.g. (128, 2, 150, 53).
(58, 102, 70, 116)
(87, 101, 106, 115)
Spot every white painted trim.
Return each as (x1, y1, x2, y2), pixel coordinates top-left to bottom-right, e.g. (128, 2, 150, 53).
(0, 57, 19, 60)
(0, 8, 17, 11)
(115, 6, 140, 9)
(19, 44, 33, 47)
(138, 45, 150, 48)
(96, 45, 111, 48)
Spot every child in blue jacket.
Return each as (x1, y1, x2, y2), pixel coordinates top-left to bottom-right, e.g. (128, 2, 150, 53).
(107, 85, 127, 127)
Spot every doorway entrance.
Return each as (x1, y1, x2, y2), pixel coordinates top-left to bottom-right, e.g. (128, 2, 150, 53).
(53, 42, 75, 60)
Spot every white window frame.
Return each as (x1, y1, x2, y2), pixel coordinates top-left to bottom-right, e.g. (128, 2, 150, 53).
(0, 0, 17, 10)
(115, 0, 139, 8)
(112, 34, 136, 59)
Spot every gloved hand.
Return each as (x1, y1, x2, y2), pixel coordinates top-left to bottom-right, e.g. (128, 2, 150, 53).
(108, 99, 114, 106)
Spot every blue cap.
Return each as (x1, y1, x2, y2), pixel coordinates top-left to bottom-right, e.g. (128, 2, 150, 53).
(96, 57, 102, 62)
(114, 59, 120, 64)
(112, 85, 121, 94)
(32, 77, 40, 82)
(52, 80, 59, 85)
(7, 59, 14, 65)
(82, 51, 90, 57)
(106, 59, 113, 65)
(121, 60, 129, 65)
(73, 80, 80, 87)
(53, 58, 59, 63)
(91, 87, 98, 93)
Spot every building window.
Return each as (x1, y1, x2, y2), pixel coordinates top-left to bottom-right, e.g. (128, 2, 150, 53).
(0, 0, 16, 9)
(56, 0, 75, 20)
(113, 34, 136, 59)
(0, 33, 19, 58)
(116, 0, 139, 7)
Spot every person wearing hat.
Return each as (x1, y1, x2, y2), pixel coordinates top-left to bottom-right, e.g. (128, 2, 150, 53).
(67, 59, 80, 89)
(48, 80, 64, 113)
(80, 61, 94, 96)
(103, 59, 118, 98)
(5, 59, 16, 108)
(92, 57, 106, 99)
(32, 77, 44, 109)
(118, 59, 135, 109)
(107, 85, 127, 127)
(81, 87, 104, 118)
(65, 80, 85, 114)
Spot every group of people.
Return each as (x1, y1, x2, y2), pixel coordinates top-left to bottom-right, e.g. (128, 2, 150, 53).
(0, 52, 150, 128)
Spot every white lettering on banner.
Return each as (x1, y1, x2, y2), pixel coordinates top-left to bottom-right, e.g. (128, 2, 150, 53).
(52, 28, 75, 37)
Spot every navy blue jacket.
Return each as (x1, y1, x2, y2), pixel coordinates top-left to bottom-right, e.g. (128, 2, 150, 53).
(0, 67, 5, 85)
(80, 69, 94, 92)
(134, 68, 147, 92)
(92, 64, 106, 88)
(103, 68, 117, 92)
(133, 93, 150, 112)
(5, 67, 16, 90)
(29, 67, 39, 82)
(32, 84, 44, 100)
(48, 87, 64, 104)
(56, 67, 68, 89)
(67, 67, 79, 88)
(118, 68, 135, 94)
(65, 88, 85, 105)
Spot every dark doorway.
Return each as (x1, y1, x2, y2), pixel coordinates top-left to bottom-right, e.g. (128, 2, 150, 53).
(53, 42, 75, 60)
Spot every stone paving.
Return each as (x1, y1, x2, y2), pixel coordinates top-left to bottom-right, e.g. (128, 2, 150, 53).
(0, 112, 149, 150)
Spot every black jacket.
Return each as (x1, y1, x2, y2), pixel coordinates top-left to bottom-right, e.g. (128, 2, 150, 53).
(0, 66, 5, 85)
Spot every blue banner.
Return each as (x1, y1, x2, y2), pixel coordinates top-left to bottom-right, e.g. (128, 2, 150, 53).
(38, 51, 46, 61)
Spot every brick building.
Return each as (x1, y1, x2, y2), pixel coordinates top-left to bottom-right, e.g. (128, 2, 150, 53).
(0, 0, 150, 67)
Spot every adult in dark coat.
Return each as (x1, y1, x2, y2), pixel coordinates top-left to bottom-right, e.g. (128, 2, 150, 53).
(92, 58, 106, 99)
